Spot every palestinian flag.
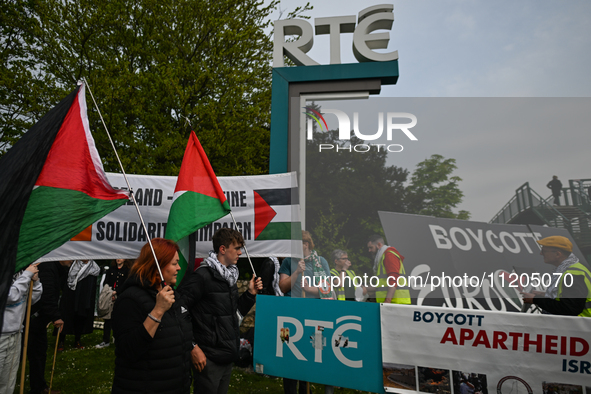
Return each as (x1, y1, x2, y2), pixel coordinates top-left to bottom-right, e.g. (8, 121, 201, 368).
(254, 187, 300, 240)
(0, 83, 129, 328)
(165, 131, 231, 285)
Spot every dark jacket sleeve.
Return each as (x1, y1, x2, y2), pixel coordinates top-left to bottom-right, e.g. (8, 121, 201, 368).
(178, 270, 204, 311)
(37, 262, 62, 321)
(105, 268, 116, 288)
(111, 295, 154, 362)
(533, 275, 587, 316)
(238, 288, 256, 317)
(177, 269, 206, 343)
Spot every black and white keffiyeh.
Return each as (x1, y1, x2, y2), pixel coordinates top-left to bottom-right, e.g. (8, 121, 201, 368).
(204, 250, 239, 286)
(67, 260, 100, 290)
(545, 253, 579, 299)
(373, 244, 389, 274)
(269, 256, 284, 296)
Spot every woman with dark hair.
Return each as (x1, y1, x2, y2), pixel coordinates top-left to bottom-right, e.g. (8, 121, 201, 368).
(96, 258, 133, 348)
(111, 238, 192, 394)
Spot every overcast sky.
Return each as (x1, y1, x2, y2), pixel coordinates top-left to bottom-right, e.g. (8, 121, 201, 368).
(272, 0, 591, 222)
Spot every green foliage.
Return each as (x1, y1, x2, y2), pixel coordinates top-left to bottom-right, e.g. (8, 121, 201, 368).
(306, 125, 408, 273)
(309, 201, 348, 259)
(0, 0, 315, 176)
(305, 123, 469, 273)
(406, 154, 470, 220)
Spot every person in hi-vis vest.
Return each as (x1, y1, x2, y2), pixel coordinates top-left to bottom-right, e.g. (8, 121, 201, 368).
(330, 249, 366, 301)
(521, 235, 591, 317)
(366, 235, 411, 304)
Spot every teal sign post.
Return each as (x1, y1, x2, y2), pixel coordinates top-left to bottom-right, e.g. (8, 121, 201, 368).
(253, 295, 384, 393)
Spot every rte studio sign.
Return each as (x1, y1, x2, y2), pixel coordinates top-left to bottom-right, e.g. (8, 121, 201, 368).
(273, 4, 398, 67)
(272, 5, 417, 155)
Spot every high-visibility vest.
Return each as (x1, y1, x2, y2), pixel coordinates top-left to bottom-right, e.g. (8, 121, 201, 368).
(330, 268, 356, 301)
(556, 261, 591, 317)
(375, 249, 411, 304)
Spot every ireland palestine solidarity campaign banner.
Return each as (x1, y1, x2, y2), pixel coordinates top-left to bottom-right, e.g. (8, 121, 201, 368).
(37, 172, 301, 262)
(381, 303, 591, 393)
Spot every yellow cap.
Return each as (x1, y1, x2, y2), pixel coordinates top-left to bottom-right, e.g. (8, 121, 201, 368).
(537, 236, 573, 253)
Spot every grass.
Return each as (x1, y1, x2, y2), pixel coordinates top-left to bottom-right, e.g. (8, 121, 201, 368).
(15, 327, 371, 393)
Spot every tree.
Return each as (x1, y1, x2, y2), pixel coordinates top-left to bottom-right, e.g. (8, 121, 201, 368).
(0, 1, 50, 154)
(1, 0, 310, 176)
(406, 154, 470, 220)
(305, 120, 469, 273)
(305, 126, 409, 272)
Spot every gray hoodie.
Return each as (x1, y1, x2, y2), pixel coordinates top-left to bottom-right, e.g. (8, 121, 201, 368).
(2, 270, 43, 334)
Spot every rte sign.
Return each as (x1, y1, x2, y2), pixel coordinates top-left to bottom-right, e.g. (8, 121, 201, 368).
(273, 4, 398, 67)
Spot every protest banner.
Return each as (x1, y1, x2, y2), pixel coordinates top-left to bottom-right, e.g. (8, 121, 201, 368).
(378, 211, 588, 312)
(381, 303, 591, 393)
(37, 172, 301, 262)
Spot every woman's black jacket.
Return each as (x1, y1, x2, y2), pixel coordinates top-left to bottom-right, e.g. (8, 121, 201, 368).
(111, 276, 193, 394)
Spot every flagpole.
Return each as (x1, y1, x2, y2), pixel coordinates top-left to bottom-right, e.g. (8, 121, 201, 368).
(19, 280, 34, 394)
(229, 212, 257, 277)
(82, 78, 165, 284)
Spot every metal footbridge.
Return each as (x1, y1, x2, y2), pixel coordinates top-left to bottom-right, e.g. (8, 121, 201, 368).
(490, 179, 591, 259)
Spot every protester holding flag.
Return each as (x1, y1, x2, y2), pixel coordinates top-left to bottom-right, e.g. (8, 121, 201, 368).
(111, 238, 192, 394)
(0, 264, 42, 393)
(179, 228, 262, 394)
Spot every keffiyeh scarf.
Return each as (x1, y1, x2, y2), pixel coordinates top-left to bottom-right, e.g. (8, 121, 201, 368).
(269, 257, 284, 297)
(204, 251, 239, 286)
(67, 260, 100, 290)
(373, 244, 389, 273)
(545, 253, 579, 299)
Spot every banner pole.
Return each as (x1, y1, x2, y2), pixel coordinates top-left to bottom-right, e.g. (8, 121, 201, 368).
(229, 212, 257, 277)
(19, 280, 34, 394)
(188, 231, 196, 275)
(49, 327, 61, 392)
(82, 78, 164, 283)
(522, 224, 544, 313)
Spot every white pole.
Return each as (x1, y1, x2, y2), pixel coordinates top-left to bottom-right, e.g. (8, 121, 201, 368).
(82, 78, 164, 283)
(229, 212, 257, 277)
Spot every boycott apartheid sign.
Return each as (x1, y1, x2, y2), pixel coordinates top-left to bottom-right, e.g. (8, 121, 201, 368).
(381, 304, 591, 393)
(254, 296, 591, 393)
(37, 172, 302, 262)
(378, 211, 588, 312)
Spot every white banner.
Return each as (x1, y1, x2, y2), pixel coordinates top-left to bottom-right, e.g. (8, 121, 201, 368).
(37, 172, 302, 262)
(380, 304, 591, 393)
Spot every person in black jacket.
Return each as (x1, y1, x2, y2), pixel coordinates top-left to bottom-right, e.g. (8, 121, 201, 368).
(27, 260, 71, 394)
(111, 238, 193, 394)
(58, 260, 100, 349)
(547, 175, 563, 206)
(180, 228, 262, 394)
(96, 258, 132, 348)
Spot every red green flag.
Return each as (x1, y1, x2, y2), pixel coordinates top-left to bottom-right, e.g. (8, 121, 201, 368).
(15, 83, 130, 271)
(0, 83, 129, 328)
(165, 131, 231, 284)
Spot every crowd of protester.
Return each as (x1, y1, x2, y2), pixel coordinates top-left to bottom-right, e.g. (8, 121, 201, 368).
(1, 230, 588, 394)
